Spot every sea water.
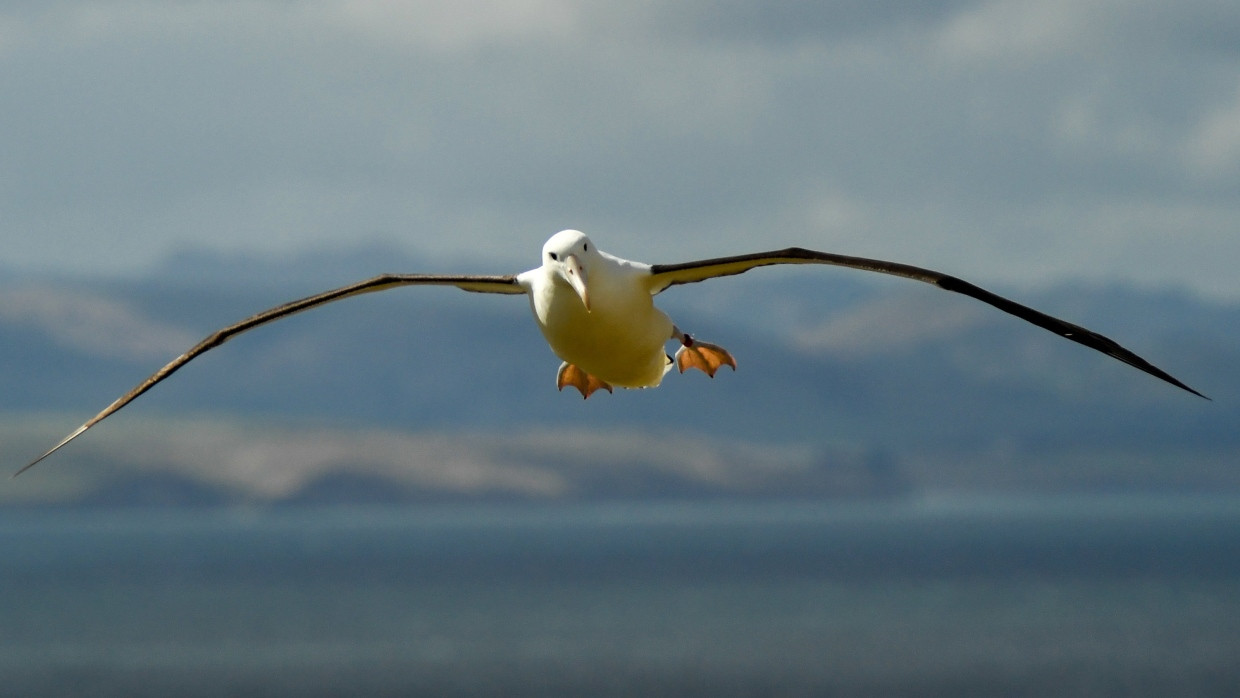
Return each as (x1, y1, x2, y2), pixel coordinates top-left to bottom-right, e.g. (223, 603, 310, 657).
(2, 495, 1239, 697)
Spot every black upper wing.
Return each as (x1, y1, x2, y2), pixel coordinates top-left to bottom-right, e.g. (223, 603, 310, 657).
(648, 248, 1205, 399)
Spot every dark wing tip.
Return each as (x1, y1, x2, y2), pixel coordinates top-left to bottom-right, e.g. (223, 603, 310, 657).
(12, 425, 88, 478)
(936, 276, 1208, 399)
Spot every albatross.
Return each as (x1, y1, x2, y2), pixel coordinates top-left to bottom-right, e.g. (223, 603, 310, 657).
(13, 229, 1204, 476)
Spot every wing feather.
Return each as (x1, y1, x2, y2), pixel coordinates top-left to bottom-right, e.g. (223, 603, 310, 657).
(649, 248, 1205, 399)
(14, 274, 524, 476)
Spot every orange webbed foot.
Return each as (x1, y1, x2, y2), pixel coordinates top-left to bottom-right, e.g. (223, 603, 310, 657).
(556, 362, 614, 399)
(674, 340, 737, 378)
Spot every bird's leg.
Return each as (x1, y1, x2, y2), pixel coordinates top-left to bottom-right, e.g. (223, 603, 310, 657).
(672, 326, 737, 378)
(556, 362, 614, 399)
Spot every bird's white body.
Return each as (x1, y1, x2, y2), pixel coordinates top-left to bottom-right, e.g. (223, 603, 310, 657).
(519, 230, 673, 388)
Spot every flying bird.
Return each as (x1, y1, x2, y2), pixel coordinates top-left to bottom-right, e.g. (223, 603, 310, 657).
(14, 229, 1204, 476)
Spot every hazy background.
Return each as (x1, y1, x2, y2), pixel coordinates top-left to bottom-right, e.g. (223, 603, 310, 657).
(3, 4, 1239, 695)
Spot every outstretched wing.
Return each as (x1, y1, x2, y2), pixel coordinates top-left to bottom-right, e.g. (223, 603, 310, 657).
(648, 248, 1205, 399)
(14, 274, 525, 477)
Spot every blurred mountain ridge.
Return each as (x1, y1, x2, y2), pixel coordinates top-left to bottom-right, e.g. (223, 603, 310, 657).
(1, 245, 1233, 506)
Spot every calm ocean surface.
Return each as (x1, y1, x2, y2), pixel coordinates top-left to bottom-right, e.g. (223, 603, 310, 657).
(2, 495, 1239, 697)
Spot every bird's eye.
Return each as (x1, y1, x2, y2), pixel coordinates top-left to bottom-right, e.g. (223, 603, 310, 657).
(549, 252, 558, 261)
(583, 243, 588, 251)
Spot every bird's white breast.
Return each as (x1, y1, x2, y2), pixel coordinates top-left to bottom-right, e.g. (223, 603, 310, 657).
(526, 257, 672, 388)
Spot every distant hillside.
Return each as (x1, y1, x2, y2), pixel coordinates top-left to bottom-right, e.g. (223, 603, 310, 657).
(1, 246, 1234, 506)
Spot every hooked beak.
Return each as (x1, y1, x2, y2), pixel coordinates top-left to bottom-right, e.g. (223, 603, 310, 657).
(563, 253, 590, 311)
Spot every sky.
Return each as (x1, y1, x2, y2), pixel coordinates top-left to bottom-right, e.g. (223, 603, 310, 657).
(2, 0, 1238, 298)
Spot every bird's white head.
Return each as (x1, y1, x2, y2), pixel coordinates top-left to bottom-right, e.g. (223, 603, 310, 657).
(542, 229, 596, 312)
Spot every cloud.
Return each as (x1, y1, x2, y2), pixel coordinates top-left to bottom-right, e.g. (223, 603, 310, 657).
(327, 0, 582, 52)
(0, 286, 198, 360)
(1183, 81, 1240, 178)
(932, 0, 1095, 61)
(0, 1, 1237, 299)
